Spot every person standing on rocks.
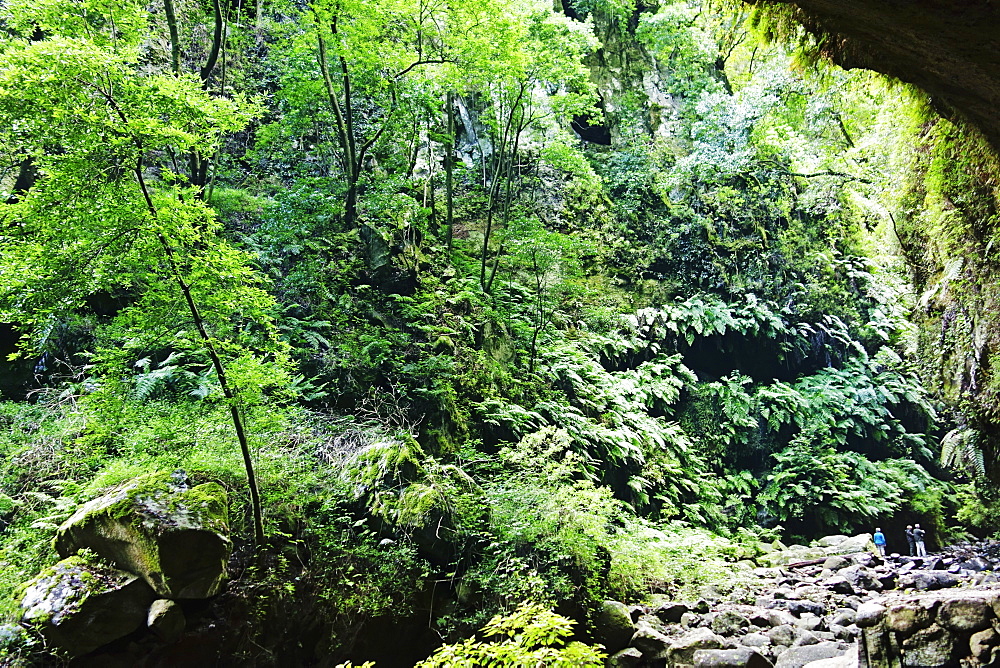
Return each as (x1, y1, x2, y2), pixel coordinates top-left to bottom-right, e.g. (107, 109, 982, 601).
(873, 527, 886, 556)
(913, 523, 927, 556)
(905, 525, 915, 556)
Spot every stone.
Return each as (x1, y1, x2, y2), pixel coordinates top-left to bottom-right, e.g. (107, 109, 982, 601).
(694, 647, 773, 667)
(773, 641, 847, 668)
(793, 614, 823, 632)
(829, 609, 856, 627)
(668, 627, 729, 665)
(899, 571, 959, 591)
(767, 609, 797, 627)
(147, 598, 185, 642)
(884, 602, 934, 636)
(839, 565, 879, 592)
(824, 535, 872, 556)
(769, 625, 797, 647)
(970, 627, 1000, 663)
(631, 620, 672, 658)
(801, 647, 859, 668)
(19, 556, 155, 656)
(817, 536, 850, 548)
(938, 596, 992, 632)
(792, 630, 821, 647)
(712, 610, 751, 636)
(786, 600, 826, 617)
(822, 557, 850, 572)
(608, 647, 643, 667)
(743, 632, 772, 648)
(964, 557, 991, 572)
(899, 623, 960, 667)
(596, 600, 636, 654)
(655, 601, 690, 623)
(627, 605, 644, 622)
(683, 612, 704, 628)
(54, 473, 231, 599)
(853, 603, 885, 628)
(823, 576, 855, 596)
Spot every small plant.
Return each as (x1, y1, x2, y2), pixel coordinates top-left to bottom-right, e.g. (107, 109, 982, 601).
(416, 601, 605, 667)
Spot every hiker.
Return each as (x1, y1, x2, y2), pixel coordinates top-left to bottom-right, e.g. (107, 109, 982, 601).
(905, 525, 915, 556)
(873, 527, 886, 556)
(913, 523, 927, 557)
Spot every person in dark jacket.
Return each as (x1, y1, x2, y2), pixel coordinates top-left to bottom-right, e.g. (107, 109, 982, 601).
(905, 525, 915, 556)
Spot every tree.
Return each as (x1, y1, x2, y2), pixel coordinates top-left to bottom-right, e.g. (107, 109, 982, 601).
(0, 6, 282, 543)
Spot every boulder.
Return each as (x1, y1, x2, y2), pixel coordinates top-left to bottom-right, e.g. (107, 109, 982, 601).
(683, 612, 704, 628)
(822, 557, 849, 572)
(655, 601, 690, 623)
(785, 600, 826, 617)
(899, 571, 960, 591)
(631, 620, 672, 658)
(595, 600, 635, 653)
(970, 627, 1000, 663)
(147, 598, 185, 642)
(712, 610, 751, 637)
(938, 596, 992, 632)
(817, 536, 850, 548)
(899, 623, 960, 667)
(800, 648, 859, 668)
(773, 641, 846, 668)
(19, 556, 155, 656)
(743, 632, 772, 648)
(823, 535, 871, 556)
(694, 647, 773, 667)
(884, 602, 935, 636)
(822, 576, 855, 596)
(768, 625, 797, 647)
(55, 473, 231, 599)
(853, 603, 885, 628)
(608, 647, 643, 667)
(668, 627, 729, 664)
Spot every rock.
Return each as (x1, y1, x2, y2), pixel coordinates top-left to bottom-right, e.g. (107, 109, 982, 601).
(899, 571, 960, 590)
(822, 557, 849, 572)
(0, 623, 30, 654)
(786, 600, 826, 617)
(839, 565, 879, 592)
(147, 598, 185, 642)
(824, 535, 871, 556)
(853, 603, 885, 628)
(817, 536, 850, 548)
(631, 620, 672, 658)
(884, 602, 934, 636)
(668, 627, 729, 664)
(829, 609, 856, 627)
(793, 614, 823, 632)
(801, 647, 859, 668)
(963, 557, 991, 572)
(655, 601, 689, 623)
(792, 630, 821, 647)
(596, 600, 636, 654)
(938, 595, 992, 632)
(712, 610, 751, 636)
(627, 605, 644, 622)
(743, 632, 772, 648)
(773, 641, 847, 668)
(694, 647, 773, 667)
(54, 473, 231, 599)
(970, 627, 1000, 663)
(608, 647, 644, 667)
(768, 625, 797, 647)
(766, 609, 797, 627)
(822, 576, 855, 596)
(19, 556, 155, 656)
(683, 612, 704, 628)
(899, 623, 960, 667)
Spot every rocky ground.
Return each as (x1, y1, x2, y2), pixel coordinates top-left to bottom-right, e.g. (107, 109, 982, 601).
(596, 534, 1000, 668)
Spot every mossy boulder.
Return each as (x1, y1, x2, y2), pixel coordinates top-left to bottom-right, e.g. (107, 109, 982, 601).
(19, 556, 155, 656)
(54, 473, 231, 599)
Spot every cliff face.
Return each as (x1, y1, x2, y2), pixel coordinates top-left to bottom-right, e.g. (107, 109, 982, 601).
(751, 0, 1000, 150)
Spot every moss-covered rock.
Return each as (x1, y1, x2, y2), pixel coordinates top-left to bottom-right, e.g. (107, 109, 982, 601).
(54, 472, 231, 599)
(19, 556, 155, 656)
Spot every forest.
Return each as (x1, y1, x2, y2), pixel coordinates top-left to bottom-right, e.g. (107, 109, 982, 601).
(0, 0, 998, 665)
